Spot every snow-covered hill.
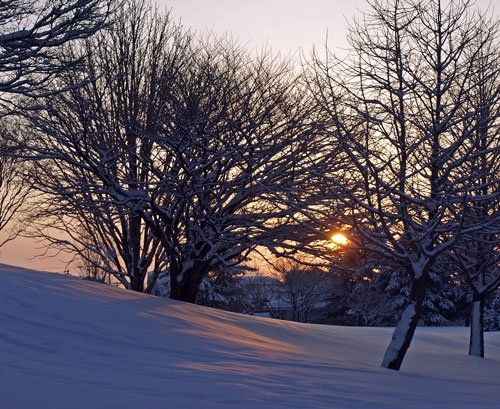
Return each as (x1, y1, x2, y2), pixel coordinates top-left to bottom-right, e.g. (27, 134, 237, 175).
(0, 263, 499, 409)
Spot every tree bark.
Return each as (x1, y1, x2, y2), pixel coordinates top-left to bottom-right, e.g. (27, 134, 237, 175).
(469, 293, 485, 358)
(169, 260, 204, 303)
(130, 275, 144, 292)
(381, 273, 427, 370)
(170, 276, 203, 303)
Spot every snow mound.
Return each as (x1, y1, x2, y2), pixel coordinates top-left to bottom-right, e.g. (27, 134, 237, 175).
(1, 263, 499, 408)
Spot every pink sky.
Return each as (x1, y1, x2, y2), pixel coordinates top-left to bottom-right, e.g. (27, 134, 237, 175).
(159, 0, 496, 55)
(158, 0, 367, 55)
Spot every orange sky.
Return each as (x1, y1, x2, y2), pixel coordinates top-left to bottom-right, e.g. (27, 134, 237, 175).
(0, 233, 74, 272)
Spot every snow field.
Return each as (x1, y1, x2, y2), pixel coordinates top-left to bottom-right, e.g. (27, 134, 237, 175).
(0, 264, 499, 408)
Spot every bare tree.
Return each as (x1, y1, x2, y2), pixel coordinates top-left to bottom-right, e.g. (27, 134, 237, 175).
(22, 0, 186, 292)
(0, 129, 30, 247)
(78, 243, 112, 284)
(140, 40, 321, 302)
(454, 231, 499, 357)
(308, 0, 499, 370)
(271, 259, 333, 323)
(450, 26, 500, 357)
(27, 195, 168, 291)
(23, 1, 322, 302)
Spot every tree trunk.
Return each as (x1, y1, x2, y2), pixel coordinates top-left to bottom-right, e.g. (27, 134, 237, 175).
(170, 276, 202, 303)
(179, 276, 202, 303)
(130, 275, 144, 292)
(469, 293, 485, 358)
(169, 261, 204, 303)
(381, 274, 426, 370)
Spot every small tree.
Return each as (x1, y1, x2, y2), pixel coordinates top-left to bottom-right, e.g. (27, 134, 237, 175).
(78, 245, 112, 284)
(271, 259, 333, 323)
(196, 266, 253, 313)
(0, 132, 30, 247)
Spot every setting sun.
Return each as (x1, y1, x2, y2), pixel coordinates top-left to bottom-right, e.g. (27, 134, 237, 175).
(331, 233, 349, 246)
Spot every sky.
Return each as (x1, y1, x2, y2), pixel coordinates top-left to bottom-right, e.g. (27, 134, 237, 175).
(157, 0, 367, 56)
(158, 0, 496, 55)
(1, 0, 497, 272)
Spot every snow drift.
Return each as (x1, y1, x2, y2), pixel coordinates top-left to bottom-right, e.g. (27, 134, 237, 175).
(0, 263, 498, 408)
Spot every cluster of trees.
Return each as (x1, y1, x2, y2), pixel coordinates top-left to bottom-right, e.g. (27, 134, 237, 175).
(21, 1, 325, 301)
(196, 259, 499, 330)
(0, 0, 497, 372)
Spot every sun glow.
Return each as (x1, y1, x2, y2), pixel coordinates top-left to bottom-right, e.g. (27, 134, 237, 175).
(330, 233, 349, 246)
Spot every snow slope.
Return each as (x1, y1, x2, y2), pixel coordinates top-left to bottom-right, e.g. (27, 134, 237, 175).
(0, 264, 499, 409)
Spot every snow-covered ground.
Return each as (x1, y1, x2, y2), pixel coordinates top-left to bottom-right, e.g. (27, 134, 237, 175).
(1, 264, 499, 409)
